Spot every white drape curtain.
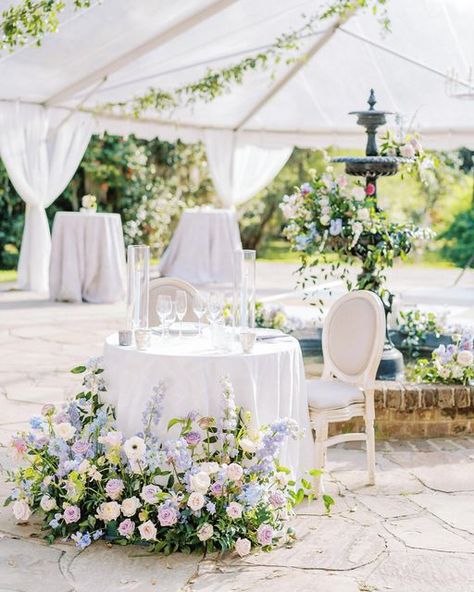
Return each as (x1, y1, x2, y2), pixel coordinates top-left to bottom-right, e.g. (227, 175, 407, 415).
(0, 103, 93, 293)
(205, 130, 292, 208)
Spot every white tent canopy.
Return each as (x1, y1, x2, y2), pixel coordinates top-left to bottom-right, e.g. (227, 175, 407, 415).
(1, 0, 473, 292)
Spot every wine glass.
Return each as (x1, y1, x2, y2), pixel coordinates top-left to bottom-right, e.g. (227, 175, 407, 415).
(208, 291, 223, 326)
(157, 294, 172, 337)
(192, 293, 206, 336)
(175, 290, 187, 339)
(165, 301, 177, 337)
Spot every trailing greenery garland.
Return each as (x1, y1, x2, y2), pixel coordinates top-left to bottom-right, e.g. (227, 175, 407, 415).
(107, 0, 389, 117)
(0, 0, 92, 51)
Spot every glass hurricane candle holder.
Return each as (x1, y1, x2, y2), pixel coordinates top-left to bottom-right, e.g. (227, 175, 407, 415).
(233, 249, 256, 331)
(127, 245, 150, 330)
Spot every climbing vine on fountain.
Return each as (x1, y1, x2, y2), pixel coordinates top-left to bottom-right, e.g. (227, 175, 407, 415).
(280, 165, 432, 311)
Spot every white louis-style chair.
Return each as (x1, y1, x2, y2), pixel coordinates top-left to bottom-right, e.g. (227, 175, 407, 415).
(307, 290, 386, 493)
(148, 277, 200, 326)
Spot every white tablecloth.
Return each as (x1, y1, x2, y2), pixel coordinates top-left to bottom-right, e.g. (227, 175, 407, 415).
(159, 209, 242, 284)
(102, 334, 313, 479)
(49, 212, 126, 303)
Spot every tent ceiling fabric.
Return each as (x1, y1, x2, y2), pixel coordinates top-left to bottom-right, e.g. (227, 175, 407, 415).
(1, 0, 473, 149)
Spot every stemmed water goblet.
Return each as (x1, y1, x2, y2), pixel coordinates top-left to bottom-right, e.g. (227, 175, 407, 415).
(157, 294, 172, 337)
(175, 290, 187, 339)
(165, 301, 177, 336)
(208, 291, 224, 326)
(192, 293, 206, 336)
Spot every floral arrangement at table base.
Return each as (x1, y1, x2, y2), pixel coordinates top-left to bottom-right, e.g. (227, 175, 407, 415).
(5, 360, 329, 555)
(409, 329, 474, 385)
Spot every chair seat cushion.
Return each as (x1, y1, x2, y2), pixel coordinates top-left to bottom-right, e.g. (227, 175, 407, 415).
(307, 379, 364, 410)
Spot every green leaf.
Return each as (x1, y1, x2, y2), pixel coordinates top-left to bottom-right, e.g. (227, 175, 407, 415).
(167, 418, 183, 431)
(323, 494, 335, 513)
(71, 365, 86, 374)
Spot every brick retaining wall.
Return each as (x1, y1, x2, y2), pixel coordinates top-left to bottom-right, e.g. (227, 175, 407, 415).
(328, 382, 474, 439)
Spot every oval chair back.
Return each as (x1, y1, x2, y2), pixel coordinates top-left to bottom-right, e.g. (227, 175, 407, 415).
(149, 277, 200, 326)
(322, 290, 386, 386)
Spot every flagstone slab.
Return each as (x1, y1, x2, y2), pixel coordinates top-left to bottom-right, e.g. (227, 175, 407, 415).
(387, 451, 474, 492)
(355, 494, 422, 519)
(189, 564, 360, 592)
(0, 537, 70, 592)
(410, 493, 474, 534)
(384, 514, 474, 553)
(67, 543, 201, 592)
(242, 515, 386, 571)
(366, 549, 474, 592)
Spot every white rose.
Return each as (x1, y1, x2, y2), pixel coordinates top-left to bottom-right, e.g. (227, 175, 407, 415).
(457, 350, 473, 367)
(351, 221, 363, 235)
(138, 520, 157, 541)
(400, 143, 416, 158)
(123, 436, 146, 461)
(96, 501, 121, 522)
(121, 496, 141, 517)
(452, 365, 464, 379)
(321, 205, 331, 215)
(190, 471, 211, 494)
(53, 422, 76, 441)
(319, 197, 329, 207)
(358, 208, 370, 221)
(77, 459, 90, 474)
(98, 431, 123, 447)
(197, 522, 214, 542)
(275, 471, 290, 487)
(439, 366, 450, 379)
(13, 500, 31, 522)
(40, 495, 57, 512)
(235, 537, 251, 557)
(320, 214, 330, 226)
(200, 462, 219, 474)
(187, 492, 205, 512)
(226, 501, 243, 519)
(227, 463, 244, 482)
(351, 186, 366, 201)
(239, 437, 258, 454)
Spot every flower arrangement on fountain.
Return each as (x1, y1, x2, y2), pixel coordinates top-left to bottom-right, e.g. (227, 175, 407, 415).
(379, 130, 435, 183)
(6, 360, 324, 555)
(280, 167, 432, 310)
(410, 329, 474, 385)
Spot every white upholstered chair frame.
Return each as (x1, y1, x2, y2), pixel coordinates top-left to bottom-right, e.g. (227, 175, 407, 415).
(148, 277, 200, 326)
(309, 290, 386, 492)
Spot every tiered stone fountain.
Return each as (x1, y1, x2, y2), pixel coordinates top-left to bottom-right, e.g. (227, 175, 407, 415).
(332, 89, 411, 380)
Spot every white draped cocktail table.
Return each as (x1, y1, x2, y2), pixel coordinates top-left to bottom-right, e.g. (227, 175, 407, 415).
(158, 208, 242, 284)
(102, 333, 313, 479)
(49, 212, 126, 303)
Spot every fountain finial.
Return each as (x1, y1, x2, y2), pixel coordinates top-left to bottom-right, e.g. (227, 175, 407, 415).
(368, 88, 376, 111)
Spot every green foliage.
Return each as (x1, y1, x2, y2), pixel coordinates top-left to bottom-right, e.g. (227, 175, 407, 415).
(397, 309, 443, 357)
(441, 203, 474, 268)
(0, 133, 213, 268)
(0, 0, 91, 51)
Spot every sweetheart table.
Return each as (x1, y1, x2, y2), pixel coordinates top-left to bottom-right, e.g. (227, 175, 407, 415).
(102, 333, 313, 479)
(49, 212, 126, 303)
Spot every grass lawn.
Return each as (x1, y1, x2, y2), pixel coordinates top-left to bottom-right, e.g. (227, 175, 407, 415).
(257, 238, 456, 268)
(0, 269, 17, 283)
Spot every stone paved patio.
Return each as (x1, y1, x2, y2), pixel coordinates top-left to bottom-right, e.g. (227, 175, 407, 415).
(0, 286, 473, 592)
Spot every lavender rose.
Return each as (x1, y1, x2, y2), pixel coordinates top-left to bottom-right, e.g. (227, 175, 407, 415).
(256, 524, 274, 547)
(105, 479, 125, 501)
(140, 484, 160, 504)
(157, 506, 178, 527)
(184, 431, 202, 447)
(63, 505, 81, 524)
(118, 518, 135, 539)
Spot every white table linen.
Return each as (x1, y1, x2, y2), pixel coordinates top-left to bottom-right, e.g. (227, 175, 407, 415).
(102, 334, 313, 480)
(49, 212, 126, 303)
(158, 209, 242, 284)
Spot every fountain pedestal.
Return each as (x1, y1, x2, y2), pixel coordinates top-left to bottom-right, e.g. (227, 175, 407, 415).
(332, 89, 408, 381)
